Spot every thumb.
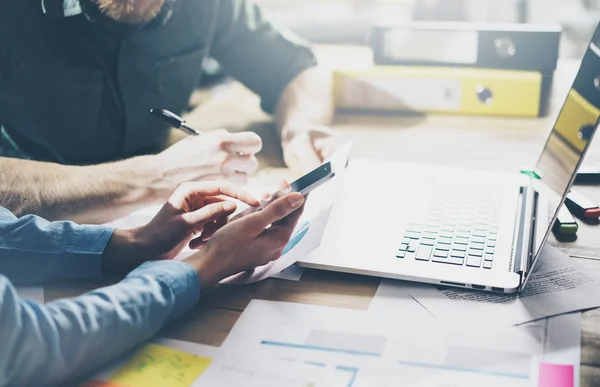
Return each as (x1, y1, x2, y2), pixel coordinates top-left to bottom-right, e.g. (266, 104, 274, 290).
(286, 133, 322, 173)
(183, 201, 237, 229)
(242, 193, 305, 234)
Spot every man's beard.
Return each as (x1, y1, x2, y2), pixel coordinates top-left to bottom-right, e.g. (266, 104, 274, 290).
(94, 0, 166, 24)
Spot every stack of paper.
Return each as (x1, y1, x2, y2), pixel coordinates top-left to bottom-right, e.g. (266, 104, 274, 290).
(85, 338, 350, 387)
(221, 300, 581, 387)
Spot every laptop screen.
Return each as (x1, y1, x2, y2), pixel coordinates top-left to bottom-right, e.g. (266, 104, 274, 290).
(532, 25, 600, 262)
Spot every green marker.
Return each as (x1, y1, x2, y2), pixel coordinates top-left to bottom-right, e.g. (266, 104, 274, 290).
(520, 167, 543, 180)
(553, 205, 579, 235)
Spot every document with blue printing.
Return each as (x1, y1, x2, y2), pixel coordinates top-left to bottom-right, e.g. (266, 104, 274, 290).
(223, 300, 580, 387)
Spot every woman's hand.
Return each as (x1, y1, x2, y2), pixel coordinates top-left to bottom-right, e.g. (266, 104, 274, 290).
(102, 181, 260, 273)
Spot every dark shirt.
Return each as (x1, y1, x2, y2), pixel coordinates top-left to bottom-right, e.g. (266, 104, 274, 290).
(0, 0, 316, 165)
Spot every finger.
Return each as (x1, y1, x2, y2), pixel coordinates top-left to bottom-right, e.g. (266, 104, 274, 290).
(260, 191, 272, 201)
(173, 181, 259, 208)
(200, 215, 229, 241)
(286, 134, 322, 173)
(221, 132, 262, 155)
(203, 196, 225, 205)
(222, 154, 259, 174)
(183, 200, 237, 228)
(240, 193, 305, 233)
(189, 237, 207, 250)
(315, 137, 337, 161)
(198, 173, 248, 186)
(278, 178, 291, 192)
(274, 201, 305, 228)
(224, 172, 248, 185)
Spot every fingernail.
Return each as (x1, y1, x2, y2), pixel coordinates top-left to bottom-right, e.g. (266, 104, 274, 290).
(223, 201, 237, 212)
(287, 194, 304, 208)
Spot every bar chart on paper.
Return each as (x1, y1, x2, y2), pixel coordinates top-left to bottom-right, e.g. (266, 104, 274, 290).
(83, 338, 345, 387)
(222, 301, 580, 387)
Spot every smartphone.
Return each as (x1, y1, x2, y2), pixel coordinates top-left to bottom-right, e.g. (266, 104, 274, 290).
(231, 162, 335, 220)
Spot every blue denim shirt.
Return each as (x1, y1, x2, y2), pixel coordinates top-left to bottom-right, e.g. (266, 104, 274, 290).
(0, 207, 201, 386)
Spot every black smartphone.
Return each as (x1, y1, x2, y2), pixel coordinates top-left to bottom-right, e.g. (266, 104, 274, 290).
(231, 162, 335, 220)
(288, 162, 335, 195)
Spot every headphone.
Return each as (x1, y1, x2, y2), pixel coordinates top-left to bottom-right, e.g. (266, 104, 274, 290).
(79, 0, 177, 27)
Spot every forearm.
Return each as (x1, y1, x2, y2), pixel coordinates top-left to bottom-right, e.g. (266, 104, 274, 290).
(0, 206, 114, 286)
(274, 66, 334, 141)
(0, 155, 166, 223)
(0, 261, 200, 387)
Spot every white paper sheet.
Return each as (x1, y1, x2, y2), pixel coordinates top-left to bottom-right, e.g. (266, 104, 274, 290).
(537, 313, 582, 387)
(16, 286, 44, 303)
(368, 279, 434, 321)
(89, 337, 349, 387)
(403, 246, 600, 326)
(223, 300, 580, 387)
(272, 265, 305, 281)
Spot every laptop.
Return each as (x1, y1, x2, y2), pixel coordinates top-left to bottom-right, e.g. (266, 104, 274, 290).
(297, 26, 600, 293)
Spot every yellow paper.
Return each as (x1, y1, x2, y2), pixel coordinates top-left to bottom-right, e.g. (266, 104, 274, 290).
(109, 343, 212, 387)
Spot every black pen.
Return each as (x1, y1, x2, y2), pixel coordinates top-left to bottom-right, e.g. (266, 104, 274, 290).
(150, 108, 247, 156)
(150, 108, 204, 136)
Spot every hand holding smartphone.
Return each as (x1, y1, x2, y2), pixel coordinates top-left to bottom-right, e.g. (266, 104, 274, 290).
(230, 162, 335, 221)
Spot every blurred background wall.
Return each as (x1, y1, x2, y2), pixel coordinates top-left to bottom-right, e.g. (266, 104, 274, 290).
(256, 0, 599, 59)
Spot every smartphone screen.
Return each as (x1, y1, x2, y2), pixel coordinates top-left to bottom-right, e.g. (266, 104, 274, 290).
(290, 162, 334, 195)
(231, 162, 335, 221)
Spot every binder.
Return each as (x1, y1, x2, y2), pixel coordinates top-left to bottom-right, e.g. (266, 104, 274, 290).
(333, 66, 544, 117)
(370, 22, 561, 74)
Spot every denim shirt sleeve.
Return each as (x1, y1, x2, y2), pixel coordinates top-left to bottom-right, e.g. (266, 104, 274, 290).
(0, 206, 114, 285)
(0, 260, 201, 387)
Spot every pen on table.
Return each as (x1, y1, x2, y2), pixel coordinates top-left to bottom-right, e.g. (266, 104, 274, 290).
(553, 205, 578, 235)
(565, 190, 600, 220)
(150, 108, 204, 136)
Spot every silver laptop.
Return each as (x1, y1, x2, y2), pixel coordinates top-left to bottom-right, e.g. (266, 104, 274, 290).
(298, 27, 600, 293)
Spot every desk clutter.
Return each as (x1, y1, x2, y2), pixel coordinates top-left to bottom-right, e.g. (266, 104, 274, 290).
(77, 177, 600, 387)
(333, 22, 561, 117)
(551, 174, 600, 237)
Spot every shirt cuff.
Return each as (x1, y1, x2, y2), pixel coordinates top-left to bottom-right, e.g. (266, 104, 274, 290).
(126, 260, 201, 319)
(260, 46, 317, 114)
(50, 224, 114, 281)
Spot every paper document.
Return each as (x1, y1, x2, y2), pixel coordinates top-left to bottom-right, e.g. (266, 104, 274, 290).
(86, 338, 348, 387)
(368, 279, 434, 321)
(404, 246, 600, 326)
(16, 286, 44, 303)
(223, 300, 580, 387)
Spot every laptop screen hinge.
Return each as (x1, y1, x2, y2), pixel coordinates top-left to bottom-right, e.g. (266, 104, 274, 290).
(510, 181, 536, 285)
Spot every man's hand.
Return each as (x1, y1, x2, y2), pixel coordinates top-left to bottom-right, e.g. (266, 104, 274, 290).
(147, 129, 262, 195)
(101, 181, 260, 274)
(282, 123, 345, 173)
(183, 192, 306, 288)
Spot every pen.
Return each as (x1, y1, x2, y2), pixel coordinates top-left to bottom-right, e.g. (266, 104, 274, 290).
(553, 205, 578, 235)
(150, 108, 246, 157)
(150, 108, 204, 136)
(565, 190, 600, 220)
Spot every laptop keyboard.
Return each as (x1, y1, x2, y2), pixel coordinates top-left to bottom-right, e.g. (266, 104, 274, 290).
(396, 186, 502, 269)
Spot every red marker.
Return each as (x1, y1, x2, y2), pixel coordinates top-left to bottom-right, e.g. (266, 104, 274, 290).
(565, 190, 600, 220)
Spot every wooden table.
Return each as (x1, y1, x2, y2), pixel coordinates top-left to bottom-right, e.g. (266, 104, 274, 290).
(47, 46, 600, 385)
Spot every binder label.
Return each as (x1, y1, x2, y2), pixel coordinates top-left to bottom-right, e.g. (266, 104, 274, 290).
(341, 77, 462, 111)
(384, 29, 479, 65)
